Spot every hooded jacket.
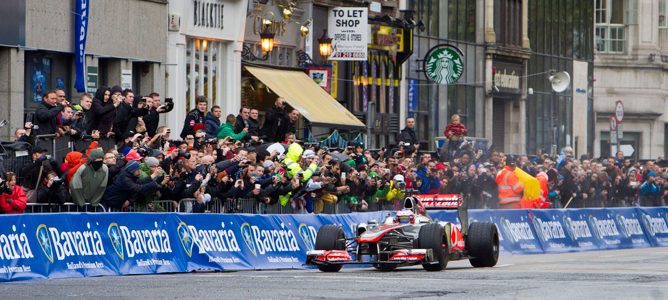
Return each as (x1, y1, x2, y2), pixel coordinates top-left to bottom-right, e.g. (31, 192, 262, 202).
(70, 148, 108, 206)
(90, 98, 116, 135)
(102, 165, 160, 209)
(205, 113, 221, 138)
(283, 143, 318, 183)
(0, 185, 27, 214)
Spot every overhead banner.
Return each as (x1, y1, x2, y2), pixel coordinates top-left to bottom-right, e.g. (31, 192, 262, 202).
(328, 7, 368, 61)
(74, 0, 90, 93)
(1, 207, 666, 282)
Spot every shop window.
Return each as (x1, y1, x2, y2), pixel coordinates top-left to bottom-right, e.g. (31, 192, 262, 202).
(23, 51, 71, 112)
(186, 38, 219, 112)
(595, 0, 626, 54)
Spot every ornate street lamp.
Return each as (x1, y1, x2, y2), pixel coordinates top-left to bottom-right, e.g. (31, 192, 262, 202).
(318, 29, 332, 58)
(260, 26, 275, 54)
(241, 20, 275, 61)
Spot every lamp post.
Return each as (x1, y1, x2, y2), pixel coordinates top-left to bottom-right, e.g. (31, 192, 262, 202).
(317, 29, 332, 59)
(241, 21, 275, 62)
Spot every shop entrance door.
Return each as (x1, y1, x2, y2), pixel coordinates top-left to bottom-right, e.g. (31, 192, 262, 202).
(493, 100, 506, 152)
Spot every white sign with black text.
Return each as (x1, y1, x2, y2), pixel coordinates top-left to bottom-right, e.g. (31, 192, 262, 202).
(328, 7, 368, 61)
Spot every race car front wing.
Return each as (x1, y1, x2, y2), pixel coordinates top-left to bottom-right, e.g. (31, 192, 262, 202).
(305, 249, 435, 266)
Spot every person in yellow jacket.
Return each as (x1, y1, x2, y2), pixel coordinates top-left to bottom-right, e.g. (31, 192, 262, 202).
(496, 159, 523, 209)
(385, 174, 406, 211)
(282, 143, 319, 183)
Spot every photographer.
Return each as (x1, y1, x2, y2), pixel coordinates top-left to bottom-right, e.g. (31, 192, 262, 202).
(398, 117, 419, 155)
(36, 171, 70, 205)
(91, 86, 121, 138)
(0, 172, 27, 214)
(218, 114, 248, 141)
(14, 122, 34, 144)
(144, 93, 173, 137)
(102, 160, 163, 211)
(34, 90, 67, 136)
(70, 93, 97, 140)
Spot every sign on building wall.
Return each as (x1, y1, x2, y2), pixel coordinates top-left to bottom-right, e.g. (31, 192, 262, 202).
(328, 7, 368, 61)
(87, 66, 98, 93)
(121, 69, 133, 90)
(423, 44, 464, 85)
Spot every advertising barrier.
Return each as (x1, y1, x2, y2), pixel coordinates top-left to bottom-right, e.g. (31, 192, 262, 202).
(0, 207, 666, 282)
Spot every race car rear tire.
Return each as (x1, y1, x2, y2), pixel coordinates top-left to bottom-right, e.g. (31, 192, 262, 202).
(315, 224, 345, 272)
(418, 223, 448, 271)
(467, 222, 499, 268)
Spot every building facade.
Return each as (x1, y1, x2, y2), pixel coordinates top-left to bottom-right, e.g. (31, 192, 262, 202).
(166, 0, 248, 134)
(405, 0, 594, 156)
(593, 0, 667, 160)
(0, 0, 168, 140)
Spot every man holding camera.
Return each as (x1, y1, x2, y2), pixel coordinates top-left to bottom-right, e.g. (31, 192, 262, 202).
(398, 117, 419, 155)
(35, 90, 68, 136)
(144, 92, 173, 137)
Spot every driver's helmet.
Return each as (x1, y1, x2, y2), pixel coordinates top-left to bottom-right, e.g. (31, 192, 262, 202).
(395, 209, 415, 224)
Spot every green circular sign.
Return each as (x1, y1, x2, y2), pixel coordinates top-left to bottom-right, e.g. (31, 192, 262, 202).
(423, 45, 464, 84)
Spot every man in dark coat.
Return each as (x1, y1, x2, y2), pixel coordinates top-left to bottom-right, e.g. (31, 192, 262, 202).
(34, 90, 66, 136)
(398, 117, 419, 154)
(102, 160, 162, 210)
(180, 95, 207, 139)
(205, 105, 222, 139)
(260, 97, 287, 142)
(143, 92, 173, 137)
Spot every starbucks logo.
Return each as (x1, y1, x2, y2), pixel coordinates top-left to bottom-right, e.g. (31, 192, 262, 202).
(423, 44, 464, 85)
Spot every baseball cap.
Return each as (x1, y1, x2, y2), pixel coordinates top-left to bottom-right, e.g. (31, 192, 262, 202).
(302, 150, 316, 159)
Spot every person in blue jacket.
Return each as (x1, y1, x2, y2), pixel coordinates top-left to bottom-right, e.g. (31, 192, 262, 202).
(639, 171, 663, 206)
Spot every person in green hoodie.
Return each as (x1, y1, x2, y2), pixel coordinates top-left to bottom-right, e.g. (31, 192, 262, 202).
(218, 114, 248, 140)
(70, 148, 108, 207)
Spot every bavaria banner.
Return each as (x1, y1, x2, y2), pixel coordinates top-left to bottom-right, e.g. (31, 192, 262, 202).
(0, 208, 666, 282)
(74, 0, 90, 92)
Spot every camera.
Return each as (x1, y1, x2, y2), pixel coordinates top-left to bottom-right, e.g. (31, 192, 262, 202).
(403, 143, 411, 147)
(177, 150, 191, 160)
(0, 180, 8, 194)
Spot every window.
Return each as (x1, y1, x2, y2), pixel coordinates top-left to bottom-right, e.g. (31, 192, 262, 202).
(595, 0, 626, 54)
(660, 0, 667, 28)
(495, 0, 523, 47)
(186, 38, 219, 112)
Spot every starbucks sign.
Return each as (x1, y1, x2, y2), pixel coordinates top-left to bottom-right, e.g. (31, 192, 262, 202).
(423, 44, 464, 84)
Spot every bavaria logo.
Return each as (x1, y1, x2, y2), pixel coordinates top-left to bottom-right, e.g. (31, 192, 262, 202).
(240, 223, 257, 256)
(108, 223, 124, 260)
(177, 222, 194, 257)
(562, 216, 593, 241)
(298, 224, 316, 251)
(36, 224, 54, 263)
(641, 213, 668, 237)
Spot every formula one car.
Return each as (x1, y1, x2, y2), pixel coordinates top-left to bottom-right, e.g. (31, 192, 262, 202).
(305, 193, 499, 272)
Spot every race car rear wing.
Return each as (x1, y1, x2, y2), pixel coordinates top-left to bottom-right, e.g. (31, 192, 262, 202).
(413, 194, 462, 210)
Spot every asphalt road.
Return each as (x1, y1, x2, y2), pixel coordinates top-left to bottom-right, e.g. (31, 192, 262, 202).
(2, 247, 668, 300)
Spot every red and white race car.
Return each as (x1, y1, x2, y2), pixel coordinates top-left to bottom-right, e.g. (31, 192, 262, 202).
(305, 194, 499, 272)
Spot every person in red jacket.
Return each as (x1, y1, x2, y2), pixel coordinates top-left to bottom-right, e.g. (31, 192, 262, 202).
(0, 172, 28, 214)
(444, 114, 468, 160)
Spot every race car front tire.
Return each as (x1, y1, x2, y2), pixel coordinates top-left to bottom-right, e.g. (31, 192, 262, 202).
(467, 222, 499, 268)
(314, 224, 346, 272)
(418, 223, 448, 271)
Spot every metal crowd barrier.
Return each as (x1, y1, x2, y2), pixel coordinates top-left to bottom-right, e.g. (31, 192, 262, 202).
(0, 141, 33, 183)
(25, 202, 106, 213)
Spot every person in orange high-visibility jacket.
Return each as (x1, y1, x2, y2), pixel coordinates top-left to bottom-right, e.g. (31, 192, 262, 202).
(496, 161, 523, 209)
(520, 171, 550, 209)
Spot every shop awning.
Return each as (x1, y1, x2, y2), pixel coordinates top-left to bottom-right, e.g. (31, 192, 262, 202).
(245, 66, 365, 129)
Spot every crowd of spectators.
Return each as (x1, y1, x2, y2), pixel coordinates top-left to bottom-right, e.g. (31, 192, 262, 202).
(1, 89, 666, 214)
